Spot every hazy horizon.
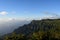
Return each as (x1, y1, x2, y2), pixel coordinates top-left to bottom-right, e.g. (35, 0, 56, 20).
(0, 19, 30, 35)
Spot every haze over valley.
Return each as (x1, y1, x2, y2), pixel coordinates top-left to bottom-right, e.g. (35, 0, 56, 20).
(0, 19, 30, 35)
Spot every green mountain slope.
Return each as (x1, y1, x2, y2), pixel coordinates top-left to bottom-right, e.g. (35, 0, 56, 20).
(14, 19, 60, 34)
(2, 19, 60, 40)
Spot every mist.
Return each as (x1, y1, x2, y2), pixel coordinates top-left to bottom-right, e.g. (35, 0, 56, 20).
(0, 19, 31, 35)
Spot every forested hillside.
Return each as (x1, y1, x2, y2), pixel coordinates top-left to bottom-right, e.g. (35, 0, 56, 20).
(1, 19, 60, 40)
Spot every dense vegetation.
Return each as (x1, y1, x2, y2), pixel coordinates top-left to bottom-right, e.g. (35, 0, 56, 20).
(0, 19, 60, 40)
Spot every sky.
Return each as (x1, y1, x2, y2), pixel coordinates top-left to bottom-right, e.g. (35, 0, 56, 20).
(0, 0, 60, 20)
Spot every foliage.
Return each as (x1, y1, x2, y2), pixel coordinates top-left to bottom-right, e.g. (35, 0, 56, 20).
(1, 19, 60, 40)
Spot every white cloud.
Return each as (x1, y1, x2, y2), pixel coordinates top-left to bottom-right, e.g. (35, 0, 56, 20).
(42, 15, 58, 19)
(8, 18, 16, 21)
(0, 11, 8, 15)
(0, 18, 16, 21)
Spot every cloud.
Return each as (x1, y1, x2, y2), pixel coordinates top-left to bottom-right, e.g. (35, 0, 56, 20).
(8, 18, 16, 21)
(43, 11, 60, 18)
(42, 16, 55, 19)
(0, 11, 8, 15)
(0, 19, 30, 35)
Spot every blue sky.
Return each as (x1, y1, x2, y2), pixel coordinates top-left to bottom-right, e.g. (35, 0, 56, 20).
(0, 0, 60, 20)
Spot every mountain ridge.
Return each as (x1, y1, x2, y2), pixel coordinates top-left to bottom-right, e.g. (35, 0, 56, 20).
(1, 19, 60, 40)
(13, 19, 60, 35)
